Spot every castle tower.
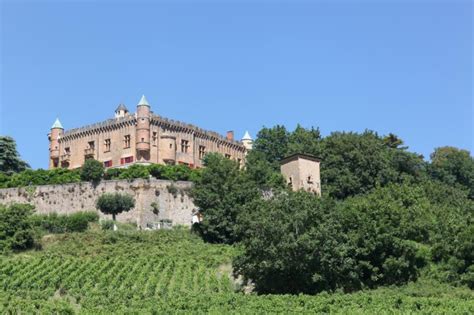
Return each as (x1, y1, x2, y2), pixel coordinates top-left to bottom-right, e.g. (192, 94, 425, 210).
(48, 118, 64, 169)
(241, 131, 253, 150)
(280, 154, 321, 196)
(115, 103, 129, 119)
(136, 95, 151, 161)
(159, 133, 177, 165)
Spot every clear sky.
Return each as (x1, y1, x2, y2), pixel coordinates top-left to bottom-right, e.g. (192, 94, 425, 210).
(1, 0, 472, 169)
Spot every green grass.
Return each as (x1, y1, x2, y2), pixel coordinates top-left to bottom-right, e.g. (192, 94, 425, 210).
(1, 230, 473, 314)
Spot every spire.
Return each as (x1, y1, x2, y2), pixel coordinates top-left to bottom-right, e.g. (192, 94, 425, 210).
(138, 95, 150, 106)
(51, 118, 63, 129)
(115, 103, 128, 112)
(242, 130, 252, 140)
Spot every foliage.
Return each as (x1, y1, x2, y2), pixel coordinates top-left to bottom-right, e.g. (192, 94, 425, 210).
(0, 203, 35, 253)
(0, 136, 30, 175)
(235, 190, 425, 294)
(30, 211, 99, 234)
(96, 193, 135, 221)
(0, 230, 472, 314)
(1, 163, 201, 188)
(429, 146, 474, 198)
(80, 159, 104, 183)
(192, 153, 259, 244)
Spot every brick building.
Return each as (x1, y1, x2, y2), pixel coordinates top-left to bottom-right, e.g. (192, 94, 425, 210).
(48, 95, 253, 170)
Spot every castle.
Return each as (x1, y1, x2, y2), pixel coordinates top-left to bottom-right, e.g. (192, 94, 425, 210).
(48, 95, 253, 170)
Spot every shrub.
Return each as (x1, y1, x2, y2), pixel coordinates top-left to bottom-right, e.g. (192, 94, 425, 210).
(148, 164, 166, 179)
(100, 219, 115, 230)
(81, 159, 104, 183)
(119, 164, 150, 180)
(0, 203, 35, 253)
(31, 211, 99, 233)
(96, 193, 135, 221)
(104, 168, 123, 180)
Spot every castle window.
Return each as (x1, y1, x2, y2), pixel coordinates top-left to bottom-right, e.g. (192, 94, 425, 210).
(152, 132, 157, 146)
(104, 139, 111, 152)
(288, 177, 293, 189)
(198, 145, 206, 159)
(124, 135, 131, 148)
(120, 156, 133, 165)
(104, 160, 112, 168)
(88, 141, 95, 150)
(237, 158, 242, 165)
(225, 154, 231, 159)
(181, 140, 189, 153)
(169, 143, 173, 149)
(307, 176, 313, 184)
(64, 147, 70, 154)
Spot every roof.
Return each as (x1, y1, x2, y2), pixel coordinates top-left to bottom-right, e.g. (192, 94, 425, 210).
(279, 153, 321, 165)
(242, 130, 252, 140)
(115, 104, 128, 112)
(138, 95, 150, 106)
(51, 118, 64, 129)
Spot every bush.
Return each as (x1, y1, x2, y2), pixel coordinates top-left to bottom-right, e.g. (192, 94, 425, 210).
(119, 164, 149, 180)
(100, 219, 115, 230)
(104, 168, 123, 180)
(31, 211, 99, 233)
(81, 159, 104, 183)
(0, 203, 35, 253)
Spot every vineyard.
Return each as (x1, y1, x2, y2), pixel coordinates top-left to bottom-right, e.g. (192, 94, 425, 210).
(1, 230, 474, 314)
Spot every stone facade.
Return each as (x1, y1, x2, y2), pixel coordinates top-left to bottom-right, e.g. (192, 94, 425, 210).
(280, 154, 321, 195)
(49, 95, 252, 170)
(0, 178, 196, 227)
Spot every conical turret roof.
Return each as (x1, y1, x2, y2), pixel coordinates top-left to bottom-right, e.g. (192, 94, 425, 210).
(115, 103, 128, 112)
(242, 130, 252, 140)
(51, 118, 64, 129)
(138, 95, 150, 106)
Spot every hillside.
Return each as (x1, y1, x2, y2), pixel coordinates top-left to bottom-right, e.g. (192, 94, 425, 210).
(1, 229, 473, 314)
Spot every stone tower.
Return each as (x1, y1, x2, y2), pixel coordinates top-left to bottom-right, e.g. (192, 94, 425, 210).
(280, 153, 321, 195)
(136, 95, 151, 161)
(159, 133, 177, 165)
(49, 118, 64, 169)
(241, 131, 253, 150)
(115, 103, 129, 119)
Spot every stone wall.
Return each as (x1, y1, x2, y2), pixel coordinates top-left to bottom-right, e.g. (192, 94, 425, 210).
(0, 179, 196, 227)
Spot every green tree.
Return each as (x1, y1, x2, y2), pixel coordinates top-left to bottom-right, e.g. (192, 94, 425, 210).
(191, 153, 259, 244)
(81, 159, 104, 183)
(253, 125, 289, 166)
(96, 193, 135, 222)
(0, 136, 29, 174)
(430, 146, 474, 198)
(287, 124, 321, 156)
(0, 203, 35, 253)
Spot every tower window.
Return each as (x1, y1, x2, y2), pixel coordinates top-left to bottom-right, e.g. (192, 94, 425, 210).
(199, 145, 206, 159)
(181, 140, 189, 153)
(88, 141, 95, 150)
(225, 154, 231, 159)
(124, 135, 131, 148)
(64, 147, 70, 154)
(169, 143, 173, 149)
(152, 132, 157, 145)
(104, 139, 111, 152)
(104, 160, 112, 168)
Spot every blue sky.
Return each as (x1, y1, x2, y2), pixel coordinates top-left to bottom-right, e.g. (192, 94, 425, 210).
(1, 0, 472, 169)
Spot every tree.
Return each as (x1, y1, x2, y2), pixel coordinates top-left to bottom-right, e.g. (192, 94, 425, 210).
(191, 153, 259, 244)
(0, 203, 35, 253)
(96, 193, 135, 222)
(235, 189, 426, 294)
(253, 125, 290, 166)
(430, 146, 474, 198)
(81, 159, 104, 183)
(0, 136, 29, 174)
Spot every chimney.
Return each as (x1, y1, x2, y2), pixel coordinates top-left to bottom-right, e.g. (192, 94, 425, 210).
(226, 131, 234, 141)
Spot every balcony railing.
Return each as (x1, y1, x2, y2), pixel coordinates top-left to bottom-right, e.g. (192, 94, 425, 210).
(84, 148, 95, 156)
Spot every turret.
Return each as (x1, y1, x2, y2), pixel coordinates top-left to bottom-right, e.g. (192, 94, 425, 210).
(241, 131, 253, 150)
(136, 95, 151, 161)
(115, 103, 129, 119)
(49, 118, 64, 169)
(159, 133, 176, 165)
